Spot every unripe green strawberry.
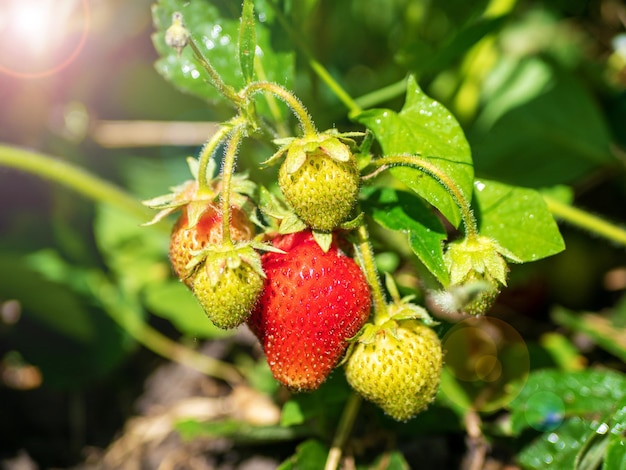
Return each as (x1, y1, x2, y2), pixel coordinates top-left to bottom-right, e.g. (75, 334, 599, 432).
(345, 313, 443, 421)
(247, 231, 371, 391)
(169, 203, 254, 287)
(192, 245, 264, 329)
(278, 149, 359, 231)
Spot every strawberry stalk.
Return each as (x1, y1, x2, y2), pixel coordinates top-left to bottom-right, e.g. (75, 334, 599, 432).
(218, 121, 247, 245)
(366, 154, 479, 240)
(242, 81, 317, 137)
(196, 122, 234, 196)
(324, 392, 362, 470)
(355, 223, 389, 322)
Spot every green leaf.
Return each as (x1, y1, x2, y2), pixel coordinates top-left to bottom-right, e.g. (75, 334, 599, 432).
(471, 57, 614, 187)
(277, 439, 329, 470)
(152, 0, 293, 104)
(363, 188, 449, 285)
(238, 0, 256, 84)
(142, 281, 232, 339)
(357, 76, 474, 228)
(280, 400, 306, 427)
(368, 451, 411, 470)
(552, 307, 626, 363)
(518, 417, 596, 470)
(473, 179, 565, 262)
(508, 369, 626, 436)
(519, 402, 626, 470)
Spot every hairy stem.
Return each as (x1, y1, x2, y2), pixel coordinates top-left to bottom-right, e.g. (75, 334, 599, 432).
(197, 123, 234, 194)
(324, 393, 362, 470)
(356, 224, 388, 321)
(219, 123, 246, 244)
(543, 195, 626, 247)
(243, 81, 317, 136)
(368, 154, 479, 239)
(0, 144, 153, 223)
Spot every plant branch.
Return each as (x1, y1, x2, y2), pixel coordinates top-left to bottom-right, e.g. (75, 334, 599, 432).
(356, 224, 388, 322)
(543, 195, 626, 247)
(0, 143, 154, 223)
(367, 154, 478, 239)
(96, 280, 244, 385)
(197, 123, 234, 194)
(242, 81, 317, 136)
(219, 123, 246, 244)
(324, 392, 362, 470)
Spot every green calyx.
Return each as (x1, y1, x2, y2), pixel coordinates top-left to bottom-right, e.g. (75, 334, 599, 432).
(441, 235, 512, 316)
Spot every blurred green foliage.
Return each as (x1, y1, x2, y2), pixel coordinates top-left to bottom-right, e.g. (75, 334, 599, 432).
(1, 0, 625, 468)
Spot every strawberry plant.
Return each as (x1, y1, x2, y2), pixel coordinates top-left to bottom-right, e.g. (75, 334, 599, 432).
(1, 0, 625, 468)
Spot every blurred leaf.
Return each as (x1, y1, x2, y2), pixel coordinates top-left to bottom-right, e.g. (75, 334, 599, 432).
(0, 253, 94, 343)
(142, 281, 232, 339)
(94, 204, 170, 294)
(176, 419, 310, 444)
(552, 308, 626, 363)
(277, 439, 329, 470)
(363, 188, 449, 285)
(508, 369, 626, 436)
(239, 0, 256, 84)
(366, 451, 411, 470)
(152, 0, 294, 106)
(281, 400, 306, 427)
(473, 179, 565, 262)
(518, 402, 626, 470)
(518, 417, 596, 470)
(471, 57, 614, 187)
(0, 252, 131, 387)
(357, 76, 474, 228)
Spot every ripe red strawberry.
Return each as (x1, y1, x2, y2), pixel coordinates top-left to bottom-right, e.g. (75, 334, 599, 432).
(247, 231, 371, 391)
(169, 203, 255, 287)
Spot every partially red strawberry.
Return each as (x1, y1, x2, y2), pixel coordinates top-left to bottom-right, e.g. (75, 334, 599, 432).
(247, 231, 371, 391)
(169, 203, 255, 287)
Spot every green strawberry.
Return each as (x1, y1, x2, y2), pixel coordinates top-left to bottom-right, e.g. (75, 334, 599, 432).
(266, 132, 361, 232)
(247, 231, 371, 391)
(192, 245, 264, 329)
(345, 306, 443, 421)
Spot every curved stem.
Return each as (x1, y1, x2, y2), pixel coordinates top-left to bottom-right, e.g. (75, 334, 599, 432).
(0, 144, 153, 223)
(324, 392, 362, 470)
(97, 279, 244, 385)
(242, 81, 317, 136)
(219, 123, 246, 245)
(187, 36, 244, 106)
(543, 195, 626, 247)
(197, 123, 234, 194)
(356, 224, 388, 322)
(368, 154, 479, 239)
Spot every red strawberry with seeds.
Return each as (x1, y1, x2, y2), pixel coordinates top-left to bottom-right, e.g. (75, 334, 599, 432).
(247, 231, 371, 391)
(169, 203, 254, 286)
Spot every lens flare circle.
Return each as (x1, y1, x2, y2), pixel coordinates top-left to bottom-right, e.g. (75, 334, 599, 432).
(441, 316, 530, 412)
(0, 0, 90, 79)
